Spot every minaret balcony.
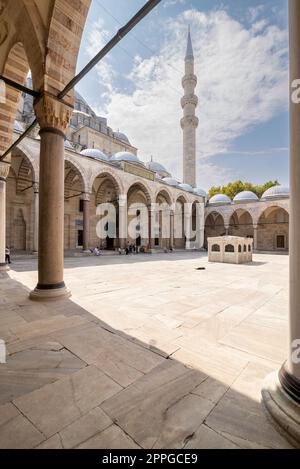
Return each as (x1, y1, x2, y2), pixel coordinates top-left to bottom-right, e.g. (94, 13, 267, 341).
(182, 74, 197, 88)
(180, 115, 199, 129)
(181, 95, 198, 108)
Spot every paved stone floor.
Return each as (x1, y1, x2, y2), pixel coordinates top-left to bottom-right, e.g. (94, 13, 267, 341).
(0, 252, 293, 449)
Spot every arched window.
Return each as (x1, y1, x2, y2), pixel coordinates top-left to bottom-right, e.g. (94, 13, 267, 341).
(212, 244, 220, 252)
(238, 245, 242, 253)
(225, 244, 234, 253)
(244, 245, 247, 252)
(248, 245, 251, 252)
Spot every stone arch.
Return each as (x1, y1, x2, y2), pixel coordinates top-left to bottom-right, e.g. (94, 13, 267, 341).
(90, 168, 124, 196)
(229, 208, 254, 239)
(204, 210, 225, 248)
(43, 0, 91, 103)
(174, 195, 187, 249)
(64, 154, 88, 194)
(257, 206, 289, 252)
(155, 188, 172, 205)
(127, 181, 152, 206)
(0, 42, 29, 155)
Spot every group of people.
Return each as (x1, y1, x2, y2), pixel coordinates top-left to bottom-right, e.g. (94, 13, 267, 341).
(122, 244, 142, 255)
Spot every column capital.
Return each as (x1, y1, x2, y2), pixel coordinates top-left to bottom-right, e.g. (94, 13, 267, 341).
(82, 192, 91, 202)
(34, 93, 73, 135)
(118, 194, 127, 207)
(0, 162, 9, 180)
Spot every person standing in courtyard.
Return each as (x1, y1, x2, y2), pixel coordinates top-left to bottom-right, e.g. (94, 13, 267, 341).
(5, 247, 11, 264)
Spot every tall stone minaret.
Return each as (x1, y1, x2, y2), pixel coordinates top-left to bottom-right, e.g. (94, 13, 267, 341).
(181, 27, 198, 188)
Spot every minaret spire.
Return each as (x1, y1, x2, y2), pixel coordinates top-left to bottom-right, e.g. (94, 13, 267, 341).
(181, 27, 198, 188)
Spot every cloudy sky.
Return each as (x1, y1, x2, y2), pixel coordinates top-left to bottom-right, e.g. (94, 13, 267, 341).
(76, 0, 289, 191)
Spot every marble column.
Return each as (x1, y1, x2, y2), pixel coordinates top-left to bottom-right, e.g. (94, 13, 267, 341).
(32, 183, 39, 253)
(82, 193, 90, 252)
(0, 162, 9, 271)
(170, 210, 174, 249)
(185, 203, 192, 250)
(148, 203, 157, 250)
(118, 194, 127, 249)
(253, 225, 258, 251)
(30, 94, 73, 301)
(225, 225, 229, 236)
(261, 0, 300, 447)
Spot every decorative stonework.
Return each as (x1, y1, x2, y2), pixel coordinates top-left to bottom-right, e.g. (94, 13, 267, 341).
(0, 161, 9, 179)
(34, 94, 73, 133)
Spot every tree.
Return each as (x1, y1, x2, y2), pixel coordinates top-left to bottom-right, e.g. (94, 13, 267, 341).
(208, 180, 279, 200)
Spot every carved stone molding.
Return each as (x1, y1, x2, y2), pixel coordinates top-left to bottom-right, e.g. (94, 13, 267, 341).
(34, 94, 73, 134)
(0, 161, 9, 180)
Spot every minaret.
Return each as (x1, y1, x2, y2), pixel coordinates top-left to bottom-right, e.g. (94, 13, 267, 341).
(181, 27, 198, 188)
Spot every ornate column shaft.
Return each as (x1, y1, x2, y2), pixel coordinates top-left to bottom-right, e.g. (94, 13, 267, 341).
(82, 193, 90, 252)
(33, 183, 39, 253)
(261, 0, 300, 447)
(184, 202, 193, 250)
(30, 94, 73, 301)
(0, 162, 9, 270)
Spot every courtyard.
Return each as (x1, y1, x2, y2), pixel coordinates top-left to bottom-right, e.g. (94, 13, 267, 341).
(0, 252, 292, 449)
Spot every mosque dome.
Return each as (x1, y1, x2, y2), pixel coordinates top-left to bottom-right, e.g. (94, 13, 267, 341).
(178, 183, 194, 193)
(111, 151, 144, 166)
(261, 185, 289, 199)
(162, 177, 179, 187)
(80, 148, 109, 162)
(193, 187, 207, 198)
(114, 131, 130, 144)
(233, 191, 259, 203)
(13, 120, 24, 132)
(208, 194, 231, 205)
(146, 161, 171, 178)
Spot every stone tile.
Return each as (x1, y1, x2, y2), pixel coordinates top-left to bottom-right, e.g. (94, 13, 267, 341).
(101, 360, 207, 448)
(77, 424, 140, 449)
(172, 343, 248, 385)
(36, 434, 63, 449)
(59, 407, 112, 449)
(0, 346, 87, 404)
(191, 377, 229, 404)
(219, 321, 287, 363)
(55, 323, 164, 386)
(0, 403, 44, 449)
(184, 424, 239, 449)
(10, 315, 89, 342)
(14, 365, 122, 438)
(205, 362, 293, 449)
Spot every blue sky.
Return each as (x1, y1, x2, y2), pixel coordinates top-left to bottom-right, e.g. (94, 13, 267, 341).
(76, 0, 289, 191)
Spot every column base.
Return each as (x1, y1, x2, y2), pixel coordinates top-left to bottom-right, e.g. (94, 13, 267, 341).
(29, 284, 71, 301)
(261, 371, 300, 448)
(0, 263, 9, 272)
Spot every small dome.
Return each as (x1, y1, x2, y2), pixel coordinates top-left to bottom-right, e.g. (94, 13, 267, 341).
(162, 177, 179, 187)
(64, 140, 74, 149)
(194, 187, 207, 198)
(262, 185, 289, 199)
(233, 191, 259, 203)
(209, 194, 231, 205)
(13, 120, 24, 132)
(155, 173, 163, 180)
(146, 161, 171, 178)
(178, 183, 194, 193)
(80, 148, 109, 162)
(111, 151, 144, 166)
(114, 131, 130, 144)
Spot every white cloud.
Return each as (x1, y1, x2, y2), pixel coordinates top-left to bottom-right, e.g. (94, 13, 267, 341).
(86, 19, 116, 93)
(92, 8, 288, 189)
